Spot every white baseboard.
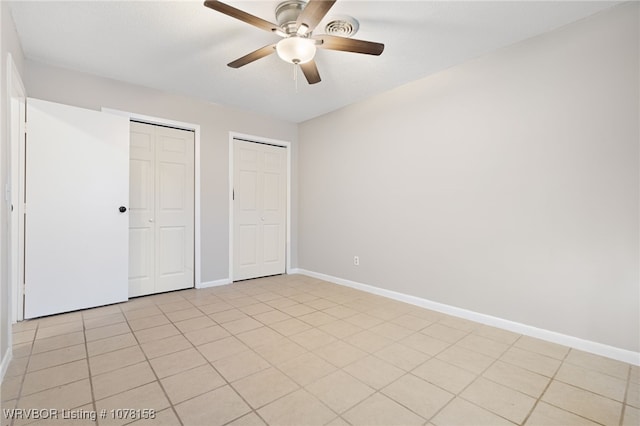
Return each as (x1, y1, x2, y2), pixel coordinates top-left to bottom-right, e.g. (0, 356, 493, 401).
(197, 278, 231, 289)
(294, 269, 640, 366)
(1, 347, 12, 383)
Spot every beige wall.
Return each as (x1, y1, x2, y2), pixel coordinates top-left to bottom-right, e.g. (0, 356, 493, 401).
(1, 1, 26, 375)
(24, 60, 299, 285)
(298, 3, 639, 352)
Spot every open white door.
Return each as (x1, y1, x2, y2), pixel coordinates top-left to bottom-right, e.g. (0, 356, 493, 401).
(24, 98, 130, 319)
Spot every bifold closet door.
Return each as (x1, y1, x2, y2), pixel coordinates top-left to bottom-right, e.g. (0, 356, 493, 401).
(129, 122, 194, 297)
(24, 98, 129, 318)
(233, 139, 286, 281)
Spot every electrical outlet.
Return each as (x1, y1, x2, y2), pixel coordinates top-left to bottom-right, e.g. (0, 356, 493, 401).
(354, 256, 360, 266)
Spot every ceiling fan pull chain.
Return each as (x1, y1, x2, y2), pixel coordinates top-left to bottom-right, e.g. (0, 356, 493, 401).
(294, 63, 299, 92)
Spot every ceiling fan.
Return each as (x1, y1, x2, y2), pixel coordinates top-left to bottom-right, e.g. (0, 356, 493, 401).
(204, 0, 385, 84)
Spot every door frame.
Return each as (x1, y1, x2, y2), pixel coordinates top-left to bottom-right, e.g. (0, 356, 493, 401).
(103, 108, 202, 289)
(8, 53, 26, 323)
(229, 132, 291, 282)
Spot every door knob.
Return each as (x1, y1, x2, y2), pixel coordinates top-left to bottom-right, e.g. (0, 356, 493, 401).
(149, 218, 154, 222)
(119, 206, 127, 213)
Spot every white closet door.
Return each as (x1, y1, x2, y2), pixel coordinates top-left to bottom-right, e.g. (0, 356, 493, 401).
(129, 122, 194, 297)
(24, 98, 129, 319)
(155, 125, 194, 293)
(128, 122, 155, 297)
(234, 140, 286, 281)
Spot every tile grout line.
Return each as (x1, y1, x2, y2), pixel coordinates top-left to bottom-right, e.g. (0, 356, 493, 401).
(380, 323, 459, 407)
(328, 315, 455, 423)
(222, 279, 398, 423)
(81, 309, 101, 426)
(525, 348, 618, 426)
(119, 305, 184, 426)
(192, 290, 299, 426)
(273, 285, 461, 423)
(190, 297, 273, 426)
(618, 363, 632, 426)
(352, 309, 493, 422)
(418, 326, 511, 425)
(246, 286, 389, 424)
(14, 322, 91, 426)
(218, 282, 359, 425)
(411, 324, 576, 424)
(7, 322, 39, 426)
(150, 290, 270, 426)
(518, 340, 571, 426)
(277, 284, 409, 424)
(276, 306, 447, 423)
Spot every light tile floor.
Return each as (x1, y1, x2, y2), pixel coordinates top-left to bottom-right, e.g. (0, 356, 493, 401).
(1, 274, 638, 426)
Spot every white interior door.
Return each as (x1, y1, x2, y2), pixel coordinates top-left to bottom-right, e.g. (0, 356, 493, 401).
(233, 139, 286, 281)
(24, 98, 130, 319)
(129, 123, 155, 297)
(129, 122, 194, 297)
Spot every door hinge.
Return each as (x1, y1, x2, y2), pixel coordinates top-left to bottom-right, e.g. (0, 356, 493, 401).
(233, 189, 235, 201)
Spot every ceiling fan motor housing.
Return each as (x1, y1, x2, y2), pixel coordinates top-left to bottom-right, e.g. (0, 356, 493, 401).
(275, 0, 307, 35)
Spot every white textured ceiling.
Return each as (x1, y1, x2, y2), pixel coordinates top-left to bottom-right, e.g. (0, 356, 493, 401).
(9, 1, 619, 123)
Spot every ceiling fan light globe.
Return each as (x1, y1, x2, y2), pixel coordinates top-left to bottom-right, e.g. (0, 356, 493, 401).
(276, 37, 316, 64)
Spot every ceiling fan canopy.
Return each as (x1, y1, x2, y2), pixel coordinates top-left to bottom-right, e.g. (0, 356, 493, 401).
(203, 0, 385, 84)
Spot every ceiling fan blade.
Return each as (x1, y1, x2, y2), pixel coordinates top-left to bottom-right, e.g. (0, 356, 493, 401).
(315, 35, 385, 55)
(300, 60, 321, 84)
(295, 0, 336, 33)
(204, 0, 281, 34)
(228, 44, 276, 68)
